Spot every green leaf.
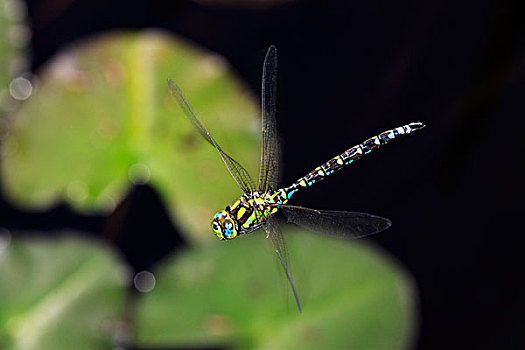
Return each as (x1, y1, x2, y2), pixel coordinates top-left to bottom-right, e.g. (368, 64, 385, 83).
(1, 32, 260, 241)
(0, 231, 127, 350)
(135, 228, 416, 349)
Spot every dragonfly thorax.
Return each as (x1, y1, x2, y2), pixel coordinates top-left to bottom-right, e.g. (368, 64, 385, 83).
(212, 210, 238, 240)
(211, 189, 289, 240)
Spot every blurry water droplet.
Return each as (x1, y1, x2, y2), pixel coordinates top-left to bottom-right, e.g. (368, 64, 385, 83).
(128, 163, 151, 184)
(9, 76, 32, 100)
(133, 270, 156, 293)
(66, 180, 88, 202)
(0, 227, 12, 255)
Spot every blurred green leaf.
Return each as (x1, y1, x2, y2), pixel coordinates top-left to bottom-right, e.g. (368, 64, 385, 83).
(0, 0, 30, 109)
(135, 228, 416, 349)
(1, 31, 260, 241)
(0, 231, 127, 350)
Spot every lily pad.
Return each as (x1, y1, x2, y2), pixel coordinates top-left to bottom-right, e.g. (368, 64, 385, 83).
(135, 228, 416, 349)
(0, 230, 128, 350)
(1, 31, 260, 241)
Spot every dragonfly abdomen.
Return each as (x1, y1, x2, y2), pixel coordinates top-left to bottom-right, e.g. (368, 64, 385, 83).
(285, 122, 425, 197)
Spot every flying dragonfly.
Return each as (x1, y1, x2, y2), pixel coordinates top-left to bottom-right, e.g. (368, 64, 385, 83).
(167, 46, 425, 312)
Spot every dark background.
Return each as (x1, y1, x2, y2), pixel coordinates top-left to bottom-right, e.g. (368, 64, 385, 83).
(2, 0, 525, 349)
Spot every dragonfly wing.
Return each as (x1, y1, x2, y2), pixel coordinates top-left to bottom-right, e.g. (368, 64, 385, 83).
(281, 204, 392, 239)
(263, 215, 302, 313)
(167, 78, 256, 194)
(258, 46, 281, 193)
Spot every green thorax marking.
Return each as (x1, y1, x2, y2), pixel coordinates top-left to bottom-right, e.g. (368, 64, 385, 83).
(226, 189, 290, 234)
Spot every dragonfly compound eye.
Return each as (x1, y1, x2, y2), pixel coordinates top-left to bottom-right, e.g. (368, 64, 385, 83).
(222, 219, 238, 240)
(211, 211, 237, 240)
(211, 220, 222, 239)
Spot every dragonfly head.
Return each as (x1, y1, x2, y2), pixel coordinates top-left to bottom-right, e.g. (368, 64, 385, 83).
(211, 210, 238, 240)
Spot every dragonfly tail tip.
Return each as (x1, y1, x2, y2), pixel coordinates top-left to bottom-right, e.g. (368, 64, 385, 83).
(409, 121, 426, 131)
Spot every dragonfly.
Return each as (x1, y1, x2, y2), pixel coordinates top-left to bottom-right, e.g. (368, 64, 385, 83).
(167, 46, 425, 312)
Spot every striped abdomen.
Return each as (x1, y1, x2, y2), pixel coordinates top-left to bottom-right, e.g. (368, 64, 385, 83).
(284, 122, 425, 197)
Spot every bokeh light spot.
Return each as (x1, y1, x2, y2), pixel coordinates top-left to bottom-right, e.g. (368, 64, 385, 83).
(133, 270, 156, 293)
(9, 76, 32, 100)
(128, 163, 151, 184)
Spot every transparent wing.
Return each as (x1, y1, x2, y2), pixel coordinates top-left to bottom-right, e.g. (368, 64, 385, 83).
(167, 78, 256, 194)
(258, 45, 281, 194)
(263, 215, 302, 313)
(280, 204, 391, 239)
